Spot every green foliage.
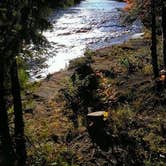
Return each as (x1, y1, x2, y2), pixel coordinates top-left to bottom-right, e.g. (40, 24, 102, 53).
(121, 5, 139, 24)
(0, 1, 53, 164)
(55, 148, 78, 166)
(122, 0, 162, 30)
(8, 106, 14, 115)
(110, 106, 135, 132)
(142, 64, 153, 75)
(18, 68, 29, 89)
(49, 0, 81, 8)
(144, 160, 166, 166)
(120, 57, 136, 73)
(68, 55, 93, 70)
(60, 55, 99, 127)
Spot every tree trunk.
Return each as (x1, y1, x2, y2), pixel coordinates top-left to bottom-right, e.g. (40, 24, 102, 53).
(162, 0, 166, 67)
(10, 58, 27, 166)
(0, 62, 15, 165)
(151, 0, 159, 78)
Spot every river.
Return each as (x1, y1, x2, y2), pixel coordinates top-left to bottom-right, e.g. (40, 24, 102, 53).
(30, 0, 142, 80)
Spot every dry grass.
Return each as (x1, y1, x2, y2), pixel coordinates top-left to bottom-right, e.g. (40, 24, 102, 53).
(24, 36, 166, 165)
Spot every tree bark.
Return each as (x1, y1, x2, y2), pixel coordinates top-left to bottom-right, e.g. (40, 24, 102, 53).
(0, 62, 15, 165)
(162, 0, 166, 67)
(151, 0, 159, 78)
(10, 58, 27, 166)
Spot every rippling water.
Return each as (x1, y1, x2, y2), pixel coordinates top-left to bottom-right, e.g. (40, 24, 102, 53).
(30, 0, 142, 80)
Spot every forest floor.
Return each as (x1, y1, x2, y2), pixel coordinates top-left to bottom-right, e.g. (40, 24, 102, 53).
(24, 34, 166, 165)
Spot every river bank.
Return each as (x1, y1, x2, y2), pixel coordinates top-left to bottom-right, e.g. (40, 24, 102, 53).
(25, 34, 166, 165)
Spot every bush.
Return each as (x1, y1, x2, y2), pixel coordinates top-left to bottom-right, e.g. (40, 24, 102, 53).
(18, 68, 29, 89)
(60, 55, 99, 128)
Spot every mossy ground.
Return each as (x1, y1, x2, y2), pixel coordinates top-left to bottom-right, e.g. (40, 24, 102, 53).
(24, 35, 166, 165)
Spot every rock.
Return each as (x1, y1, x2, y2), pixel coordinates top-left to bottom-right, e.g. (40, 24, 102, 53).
(58, 32, 72, 36)
(75, 27, 91, 33)
(131, 33, 144, 39)
(36, 75, 42, 79)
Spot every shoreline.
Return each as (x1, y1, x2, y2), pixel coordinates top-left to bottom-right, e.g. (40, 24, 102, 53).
(31, 32, 144, 83)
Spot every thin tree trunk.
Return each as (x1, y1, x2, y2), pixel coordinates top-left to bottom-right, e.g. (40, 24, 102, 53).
(151, 0, 159, 78)
(162, 0, 166, 67)
(0, 62, 15, 165)
(10, 58, 27, 166)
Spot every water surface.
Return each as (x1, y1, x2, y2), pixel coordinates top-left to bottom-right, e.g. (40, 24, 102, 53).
(30, 0, 142, 80)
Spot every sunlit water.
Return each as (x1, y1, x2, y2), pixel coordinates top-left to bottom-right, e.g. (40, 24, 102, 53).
(30, 0, 142, 80)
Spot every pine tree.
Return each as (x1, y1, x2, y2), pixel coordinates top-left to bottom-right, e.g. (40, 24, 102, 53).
(162, 0, 166, 67)
(11, 58, 27, 166)
(151, 0, 159, 78)
(0, 62, 15, 165)
(0, 0, 51, 164)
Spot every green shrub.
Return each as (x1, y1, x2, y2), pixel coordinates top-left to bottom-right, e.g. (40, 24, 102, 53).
(110, 106, 135, 132)
(18, 68, 29, 89)
(120, 57, 136, 74)
(60, 56, 99, 128)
